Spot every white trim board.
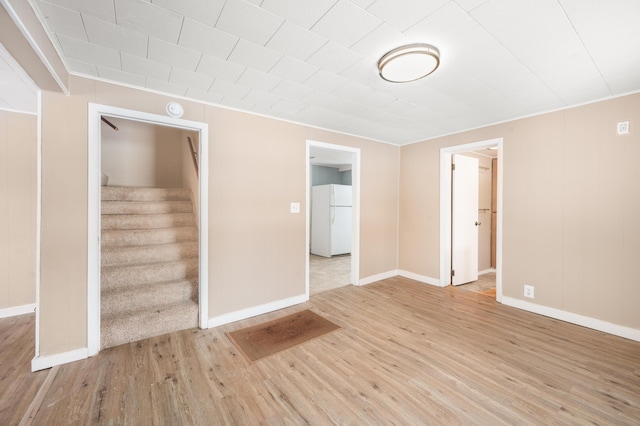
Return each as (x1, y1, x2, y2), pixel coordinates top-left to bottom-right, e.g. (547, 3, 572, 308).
(86, 103, 209, 357)
(208, 294, 307, 328)
(502, 297, 640, 343)
(0, 303, 36, 319)
(398, 270, 441, 287)
(32, 348, 87, 372)
(359, 270, 398, 286)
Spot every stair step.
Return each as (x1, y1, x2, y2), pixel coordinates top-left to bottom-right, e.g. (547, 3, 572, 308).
(101, 279, 197, 317)
(101, 259, 198, 289)
(102, 186, 191, 202)
(102, 227, 198, 247)
(101, 200, 194, 215)
(102, 213, 196, 230)
(102, 242, 199, 266)
(101, 300, 198, 349)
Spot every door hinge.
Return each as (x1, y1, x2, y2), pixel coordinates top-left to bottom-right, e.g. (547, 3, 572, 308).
(451, 269, 455, 277)
(451, 163, 455, 171)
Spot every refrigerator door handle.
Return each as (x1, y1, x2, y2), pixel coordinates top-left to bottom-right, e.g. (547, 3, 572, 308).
(331, 207, 335, 225)
(330, 186, 335, 207)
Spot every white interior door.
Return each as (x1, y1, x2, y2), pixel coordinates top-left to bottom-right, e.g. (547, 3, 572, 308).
(452, 154, 479, 285)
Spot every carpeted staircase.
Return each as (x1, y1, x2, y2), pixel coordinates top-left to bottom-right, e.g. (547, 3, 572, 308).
(101, 186, 199, 349)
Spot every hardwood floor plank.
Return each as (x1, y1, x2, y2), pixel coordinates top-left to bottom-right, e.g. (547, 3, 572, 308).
(3, 277, 640, 424)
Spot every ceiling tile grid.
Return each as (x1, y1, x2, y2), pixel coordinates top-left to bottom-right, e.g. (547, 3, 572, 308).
(23, 0, 640, 144)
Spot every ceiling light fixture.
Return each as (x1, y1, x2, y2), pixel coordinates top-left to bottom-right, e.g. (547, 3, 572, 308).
(378, 43, 440, 83)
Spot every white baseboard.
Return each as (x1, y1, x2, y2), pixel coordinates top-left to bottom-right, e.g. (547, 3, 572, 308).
(359, 270, 398, 286)
(478, 268, 495, 275)
(502, 296, 640, 343)
(398, 270, 442, 287)
(0, 303, 36, 319)
(208, 294, 308, 328)
(31, 347, 88, 372)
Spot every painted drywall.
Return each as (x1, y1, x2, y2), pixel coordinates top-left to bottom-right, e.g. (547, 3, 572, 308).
(0, 110, 37, 310)
(37, 76, 400, 356)
(399, 92, 640, 330)
(312, 165, 342, 186)
(101, 118, 184, 188)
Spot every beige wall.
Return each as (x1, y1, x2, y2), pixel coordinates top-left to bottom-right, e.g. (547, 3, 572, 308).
(38, 76, 400, 355)
(0, 110, 37, 310)
(101, 118, 184, 188)
(399, 93, 640, 330)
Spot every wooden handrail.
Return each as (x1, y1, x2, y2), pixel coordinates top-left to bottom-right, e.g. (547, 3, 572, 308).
(101, 116, 119, 131)
(187, 136, 199, 178)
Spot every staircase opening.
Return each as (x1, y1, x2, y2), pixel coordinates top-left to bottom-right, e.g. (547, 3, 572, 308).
(87, 104, 209, 355)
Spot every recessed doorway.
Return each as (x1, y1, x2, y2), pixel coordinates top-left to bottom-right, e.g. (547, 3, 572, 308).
(306, 141, 360, 297)
(440, 138, 503, 301)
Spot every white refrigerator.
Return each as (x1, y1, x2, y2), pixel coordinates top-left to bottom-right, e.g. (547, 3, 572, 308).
(311, 184, 352, 257)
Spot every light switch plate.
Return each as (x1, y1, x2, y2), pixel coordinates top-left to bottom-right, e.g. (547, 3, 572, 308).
(617, 121, 629, 135)
(290, 202, 300, 213)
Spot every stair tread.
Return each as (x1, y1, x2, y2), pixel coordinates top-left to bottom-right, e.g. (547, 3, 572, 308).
(101, 257, 198, 271)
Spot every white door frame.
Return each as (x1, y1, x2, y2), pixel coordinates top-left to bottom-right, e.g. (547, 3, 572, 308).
(87, 103, 209, 356)
(306, 140, 361, 299)
(440, 138, 503, 301)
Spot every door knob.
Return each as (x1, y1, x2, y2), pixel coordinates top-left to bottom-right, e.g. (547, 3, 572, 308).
(475, 221, 481, 226)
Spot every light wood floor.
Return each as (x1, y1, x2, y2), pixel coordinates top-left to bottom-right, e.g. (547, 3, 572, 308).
(3, 276, 640, 425)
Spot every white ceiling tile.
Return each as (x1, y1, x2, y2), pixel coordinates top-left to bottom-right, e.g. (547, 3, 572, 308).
(454, 0, 490, 12)
(350, 24, 410, 58)
(97, 66, 146, 86)
(243, 89, 281, 107)
(260, 0, 338, 29)
(145, 77, 188, 96)
(209, 79, 251, 99)
(272, 98, 307, 114)
(367, 0, 448, 31)
(35, 0, 87, 41)
(170, 68, 214, 92)
(178, 18, 238, 60)
(148, 37, 202, 71)
(150, 0, 225, 26)
(65, 58, 98, 76)
(237, 69, 282, 92)
(114, 0, 183, 43)
(41, 0, 116, 23)
(219, 97, 255, 110)
(215, 0, 283, 46)
(83, 14, 148, 57)
(307, 42, 363, 74)
(57, 34, 121, 69)
(185, 88, 224, 104)
(228, 39, 283, 72)
(196, 54, 245, 82)
(266, 21, 327, 61)
(351, 0, 376, 8)
(269, 56, 318, 83)
(270, 80, 313, 100)
(303, 69, 349, 92)
(121, 52, 171, 81)
(311, 0, 382, 47)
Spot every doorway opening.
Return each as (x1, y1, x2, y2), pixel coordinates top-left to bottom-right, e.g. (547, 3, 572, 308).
(306, 141, 360, 297)
(440, 138, 503, 301)
(87, 104, 209, 356)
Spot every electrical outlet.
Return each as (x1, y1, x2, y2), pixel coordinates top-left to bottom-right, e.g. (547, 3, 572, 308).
(524, 284, 534, 299)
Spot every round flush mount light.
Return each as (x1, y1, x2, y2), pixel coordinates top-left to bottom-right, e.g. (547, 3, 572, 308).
(166, 102, 184, 118)
(378, 43, 440, 83)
